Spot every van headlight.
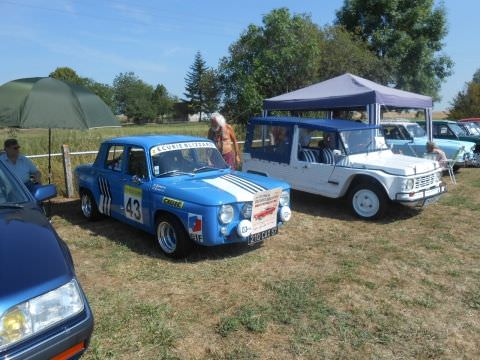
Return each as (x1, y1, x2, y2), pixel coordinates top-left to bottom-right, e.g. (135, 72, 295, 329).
(404, 178, 414, 191)
(0, 280, 84, 351)
(219, 204, 234, 224)
(279, 190, 290, 206)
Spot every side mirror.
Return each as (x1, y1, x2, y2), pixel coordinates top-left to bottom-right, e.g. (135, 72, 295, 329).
(33, 184, 57, 202)
(132, 175, 145, 185)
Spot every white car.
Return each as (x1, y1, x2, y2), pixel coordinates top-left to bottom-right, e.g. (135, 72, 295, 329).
(242, 117, 447, 219)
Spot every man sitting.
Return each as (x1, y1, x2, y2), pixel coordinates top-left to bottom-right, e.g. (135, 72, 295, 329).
(0, 139, 41, 191)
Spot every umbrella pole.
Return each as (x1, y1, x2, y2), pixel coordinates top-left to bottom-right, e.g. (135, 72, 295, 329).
(48, 128, 52, 184)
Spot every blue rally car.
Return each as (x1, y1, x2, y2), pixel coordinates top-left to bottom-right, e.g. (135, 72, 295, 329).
(75, 135, 292, 258)
(0, 162, 93, 359)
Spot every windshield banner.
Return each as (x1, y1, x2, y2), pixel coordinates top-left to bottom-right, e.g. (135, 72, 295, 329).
(151, 141, 216, 156)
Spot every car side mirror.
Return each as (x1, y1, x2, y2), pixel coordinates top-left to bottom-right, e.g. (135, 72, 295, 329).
(33, 184, 57, 202)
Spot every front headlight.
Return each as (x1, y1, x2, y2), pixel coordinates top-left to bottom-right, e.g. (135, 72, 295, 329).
(279, 190, 290, 206)
(404, 178, 414, 191)
(219, 204, 234, 224)
(0, 280, 84, 350)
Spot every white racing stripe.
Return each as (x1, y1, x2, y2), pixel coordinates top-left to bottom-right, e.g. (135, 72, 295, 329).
(203, 175, 267, 202)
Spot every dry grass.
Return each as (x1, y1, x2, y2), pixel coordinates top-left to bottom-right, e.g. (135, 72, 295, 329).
(46, 168, 480, 359)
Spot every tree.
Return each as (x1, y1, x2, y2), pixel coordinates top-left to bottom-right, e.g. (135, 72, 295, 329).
(218, 8, 387, 124)
(151, 84, 174, 122)
(472, 68, 480, 85)
(200, 69, 221, 114)
(113, 72, 155, 122)
(184, 52, 208, 120)
(49, 67, 84, 85)
(449, 81, 480, 119)
(336, 0, 453, 99)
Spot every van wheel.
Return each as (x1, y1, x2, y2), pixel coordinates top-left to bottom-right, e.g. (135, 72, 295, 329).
(155, 214, 192, 258)
(349, 183, 387, 220)
(80, 191, 101, 221)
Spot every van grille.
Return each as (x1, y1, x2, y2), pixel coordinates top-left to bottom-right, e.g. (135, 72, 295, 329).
(414, 174, 436, 189)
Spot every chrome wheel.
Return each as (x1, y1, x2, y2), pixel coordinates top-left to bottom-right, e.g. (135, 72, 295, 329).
(352, 189, 380, 218)
(81, 193, 92, 218)
(157, 221, 177, 254)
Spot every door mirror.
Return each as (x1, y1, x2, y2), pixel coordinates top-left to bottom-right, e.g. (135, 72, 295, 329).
(132, 175, 144, 185)
(33, 184, 57, 202)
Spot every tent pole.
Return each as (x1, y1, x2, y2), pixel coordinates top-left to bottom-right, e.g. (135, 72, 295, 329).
(48, 128, 52, 184)
(425, 108, 433, 142)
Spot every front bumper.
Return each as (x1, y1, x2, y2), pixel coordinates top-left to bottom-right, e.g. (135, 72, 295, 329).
(0, 290, 94, 360)
(394, 183, 447, 208)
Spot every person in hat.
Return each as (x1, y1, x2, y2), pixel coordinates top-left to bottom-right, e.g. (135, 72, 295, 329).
(0, 139, 41, 189)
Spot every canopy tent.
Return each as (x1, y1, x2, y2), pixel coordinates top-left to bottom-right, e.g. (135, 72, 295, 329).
(263, 73, 434, 141)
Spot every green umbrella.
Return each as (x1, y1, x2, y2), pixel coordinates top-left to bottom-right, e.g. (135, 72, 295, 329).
(0, 77, 119, 182)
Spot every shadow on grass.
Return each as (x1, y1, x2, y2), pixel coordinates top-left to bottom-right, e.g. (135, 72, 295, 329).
(51, 199, 262, 262)
(291, 190, 422, 224)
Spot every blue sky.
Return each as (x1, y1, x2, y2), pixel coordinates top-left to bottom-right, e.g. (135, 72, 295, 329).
(0, 0, 478, 111)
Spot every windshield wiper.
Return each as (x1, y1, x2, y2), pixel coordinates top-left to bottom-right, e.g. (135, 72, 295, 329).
(193, 166, 222, 173)
(0, 203, 24, 209)
(157, 170, 194, 177)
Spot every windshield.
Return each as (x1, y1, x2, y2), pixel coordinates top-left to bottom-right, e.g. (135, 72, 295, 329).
(449, 123, 467, 137)
(150, 141, 228, 177)
(340, 128, 389, 155)
(406, 124, 426, 138)
(462, 122, 480, 136)
(0, 164, 30, 205)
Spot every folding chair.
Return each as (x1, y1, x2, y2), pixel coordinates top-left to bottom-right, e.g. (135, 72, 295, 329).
(446, 146, 464, 185)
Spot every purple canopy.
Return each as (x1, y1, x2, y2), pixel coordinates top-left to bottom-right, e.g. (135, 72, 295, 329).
(263, 73, 433, 111)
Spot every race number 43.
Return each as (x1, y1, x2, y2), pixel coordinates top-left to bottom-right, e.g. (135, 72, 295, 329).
(124, 185, 143, 223)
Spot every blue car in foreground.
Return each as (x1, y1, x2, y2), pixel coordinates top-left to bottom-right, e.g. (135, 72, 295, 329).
(0, 162, 93, 360)
(75, 135, 292, 258)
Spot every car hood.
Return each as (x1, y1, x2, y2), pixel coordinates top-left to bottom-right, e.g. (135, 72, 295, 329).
(0, 206, 73, 314)
(152, 170, 289, 205)
(458, 135, 480, 144)
(415, 136, 476, 152)
(345, 150, 440, 176)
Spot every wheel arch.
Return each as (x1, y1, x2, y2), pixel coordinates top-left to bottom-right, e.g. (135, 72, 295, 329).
(344, 174, 389, 198)
(153, 209, 187, 232)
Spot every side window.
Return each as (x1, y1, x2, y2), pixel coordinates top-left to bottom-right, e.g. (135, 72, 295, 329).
(383, 126, 401, 139)
(247, 124, 292, 164)
(439, 125, 450, 135)
(105, 145, 125, 172)
(297, 128, 325, 162)
(126, 146, 148, 178)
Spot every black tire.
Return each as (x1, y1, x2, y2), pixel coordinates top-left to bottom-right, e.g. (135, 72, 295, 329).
(349, 182, 388, 220)
(80, 190, 101, 221)
(155, 214, 192, 258)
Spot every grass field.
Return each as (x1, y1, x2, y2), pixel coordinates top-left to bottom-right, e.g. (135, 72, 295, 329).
(47, 168, 480, 359)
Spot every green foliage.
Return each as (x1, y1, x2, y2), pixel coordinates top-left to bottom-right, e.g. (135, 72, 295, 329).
(219, 8, 387, 125)
(184, 51, 220, 119)
(151, 84, 174, 122)
(336, 0, 453, 99)
(473, 68, 480, 85)
(113, 72, 155, 122)
(449, 82, 480, 120)
(49, 66, 84, 85)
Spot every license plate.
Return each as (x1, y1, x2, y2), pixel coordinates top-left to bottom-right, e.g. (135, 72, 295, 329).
(248, 227, 278, 245)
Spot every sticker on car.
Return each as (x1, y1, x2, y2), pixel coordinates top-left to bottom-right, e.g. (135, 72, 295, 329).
(98, 177, 111, 215)
(124, 185, 143, 223)
(188, 213, 203, 242)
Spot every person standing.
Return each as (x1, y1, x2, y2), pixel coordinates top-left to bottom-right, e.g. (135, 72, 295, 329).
(208, 113, 241, 169)
(426, 141, 447, 169)
(0, 139, 41, 189)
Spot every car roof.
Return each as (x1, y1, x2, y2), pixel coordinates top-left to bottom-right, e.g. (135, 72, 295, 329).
(380, 120, 419, 126)
(104, 134, 211, 147)
(250, 116, 379, 131)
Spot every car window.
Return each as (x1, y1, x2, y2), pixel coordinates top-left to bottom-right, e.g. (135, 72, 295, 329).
(448, 123, 467, 137)
(105, 145, 125, 172)
(406, 124, 426, 138)
(382, 125, 410, 140)
(437, 125, 452, 136)
(0, 164, 29, 204)
(126, 146, 148, 178)
(150, 142, 227, 176)
(246, 124, 293, 164)
(297, 128, 338, 162)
